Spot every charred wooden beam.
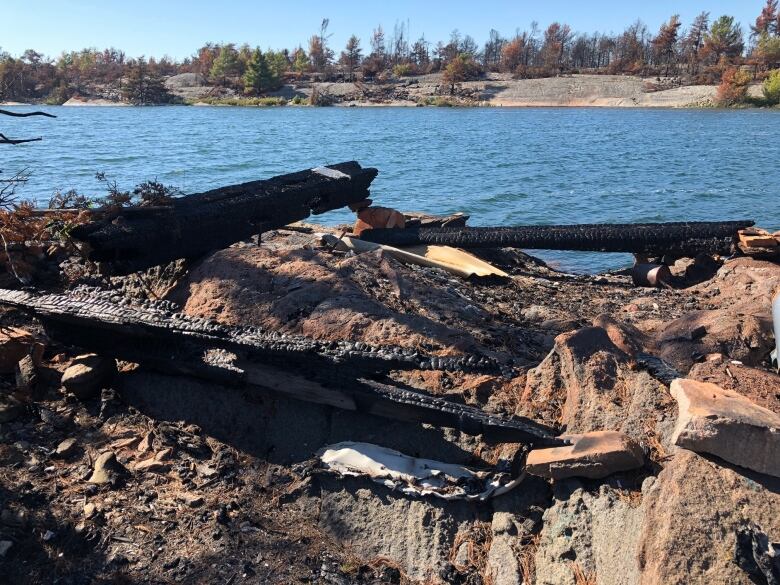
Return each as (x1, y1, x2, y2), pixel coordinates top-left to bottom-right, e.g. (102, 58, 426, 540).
(70, 162, 378, 274)
(360, 221, 754, 257)
(0, 287, 507, 377)
(0, 287, 558, 445)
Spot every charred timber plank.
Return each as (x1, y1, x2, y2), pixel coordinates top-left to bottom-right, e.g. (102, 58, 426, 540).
(70, 162, 378, 274)
(242, 363, 559, 445)
(0, 287, 557, 445)
(360, 221, 754, 256)
(0, 287, 506, 376)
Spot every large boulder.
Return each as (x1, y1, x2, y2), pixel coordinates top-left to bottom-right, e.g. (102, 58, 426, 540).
(655, 257, 780, 373)
(638, 450, 780, 584)
(521, 326, 674, 447)
(670, 378, 780, 478)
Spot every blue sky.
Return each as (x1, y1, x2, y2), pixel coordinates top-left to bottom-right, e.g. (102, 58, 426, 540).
(3, 1, 764, 60)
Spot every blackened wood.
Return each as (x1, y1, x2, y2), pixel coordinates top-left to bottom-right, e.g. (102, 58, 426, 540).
(360, 221, 754, 256)
(70, 161, 378, 274)
(0, 287, 505, 376)
(0, 287, 559, 445)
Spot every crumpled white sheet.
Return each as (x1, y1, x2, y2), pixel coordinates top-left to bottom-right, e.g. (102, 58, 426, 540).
(318, 441, 525, 501)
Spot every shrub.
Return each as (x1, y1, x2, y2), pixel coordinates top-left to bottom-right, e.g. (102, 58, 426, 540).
(716, 67, 752, 106)
(762, 69, 780, 105)
(392, 63, 414, 77)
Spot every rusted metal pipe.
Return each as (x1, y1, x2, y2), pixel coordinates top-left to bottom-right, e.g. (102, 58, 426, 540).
(632, 263, 672, 288)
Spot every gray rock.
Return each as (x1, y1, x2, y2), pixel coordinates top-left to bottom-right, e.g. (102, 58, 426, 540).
(0, 540, 12, 558)
(486, 534, 523, 585)
(15, 354, 38, 393)
(88, 451, 126, 486)
(0, 398, 23, 423)
(54, 437, 77, 458)
(535, 485, 643, 585)
(62, 354, 117, 400)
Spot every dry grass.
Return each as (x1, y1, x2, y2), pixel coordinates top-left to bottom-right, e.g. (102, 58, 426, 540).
(643, 418, 670, 463)
(615, 487, 644, 508)
(518, 532, 541, 584)
(449, 522, 494, 581)
(571, 561, 597, 585)
(367, 556, 425, 585)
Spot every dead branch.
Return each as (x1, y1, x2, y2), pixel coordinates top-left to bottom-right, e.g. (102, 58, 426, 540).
(0, 108, 55, 146)
(0, 133, 42, 145)
(0, 109, 57, 118)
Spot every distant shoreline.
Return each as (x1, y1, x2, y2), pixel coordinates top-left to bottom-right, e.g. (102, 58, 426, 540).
(3, 74, 775, 109)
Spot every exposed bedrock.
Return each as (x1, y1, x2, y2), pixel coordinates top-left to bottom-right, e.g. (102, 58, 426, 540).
(152, 233, 779, 584)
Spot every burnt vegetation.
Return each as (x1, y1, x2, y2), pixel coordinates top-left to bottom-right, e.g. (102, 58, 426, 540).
(1, 3, 780, 105)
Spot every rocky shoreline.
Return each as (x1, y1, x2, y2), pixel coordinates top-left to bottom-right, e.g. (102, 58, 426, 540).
(0, 221, 778, 584)
(3, 74, 771, 109)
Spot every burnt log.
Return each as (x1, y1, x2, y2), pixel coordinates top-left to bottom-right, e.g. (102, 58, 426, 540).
(70, 162, 378, 274)
(0, 287, 557, 445)
(360, 221, 755, 257)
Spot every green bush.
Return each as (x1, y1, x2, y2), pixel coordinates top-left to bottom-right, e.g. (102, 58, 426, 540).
(392, 63, 414, 77)
(763, 69, 780, 104)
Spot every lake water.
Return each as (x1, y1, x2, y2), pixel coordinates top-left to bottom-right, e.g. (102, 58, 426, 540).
(2, 105, 778, 273)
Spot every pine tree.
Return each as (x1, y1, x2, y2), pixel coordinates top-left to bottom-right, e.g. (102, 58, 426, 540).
(652, 15, 681, 75)
(209, 44, 242, 85)
(704, 16, 744, 62)
(339, 35, 362, 80)
(243, 48, 274, 95)
(122, 58, 172, 105)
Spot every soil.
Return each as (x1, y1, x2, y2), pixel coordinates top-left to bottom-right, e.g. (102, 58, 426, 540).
(0, 225, 778, 584)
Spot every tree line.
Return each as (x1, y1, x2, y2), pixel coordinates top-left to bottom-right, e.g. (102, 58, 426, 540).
(2, 2, 780, 104)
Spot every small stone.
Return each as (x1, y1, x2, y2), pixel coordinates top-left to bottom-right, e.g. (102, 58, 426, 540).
(0, 540, 12, 558)
(0, 398, 23, 424)
(112, 436, 141, 450)
(178, 493, 203, 508)
(83, 503, 97, 518)
(154, 448, 173, 461)
(42, 530, 55, 541)
(54, 437, 77, 458)
(15, 354, 38, 393)
(133, 458, 170, 473)
(61, 354, 117, 400)
(88, 451, 126, 486)
(526, 430, 645, 480)
(196, 463, 218, 478)
(670, 378, 780, 478)
(137, 432, 153, 454)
